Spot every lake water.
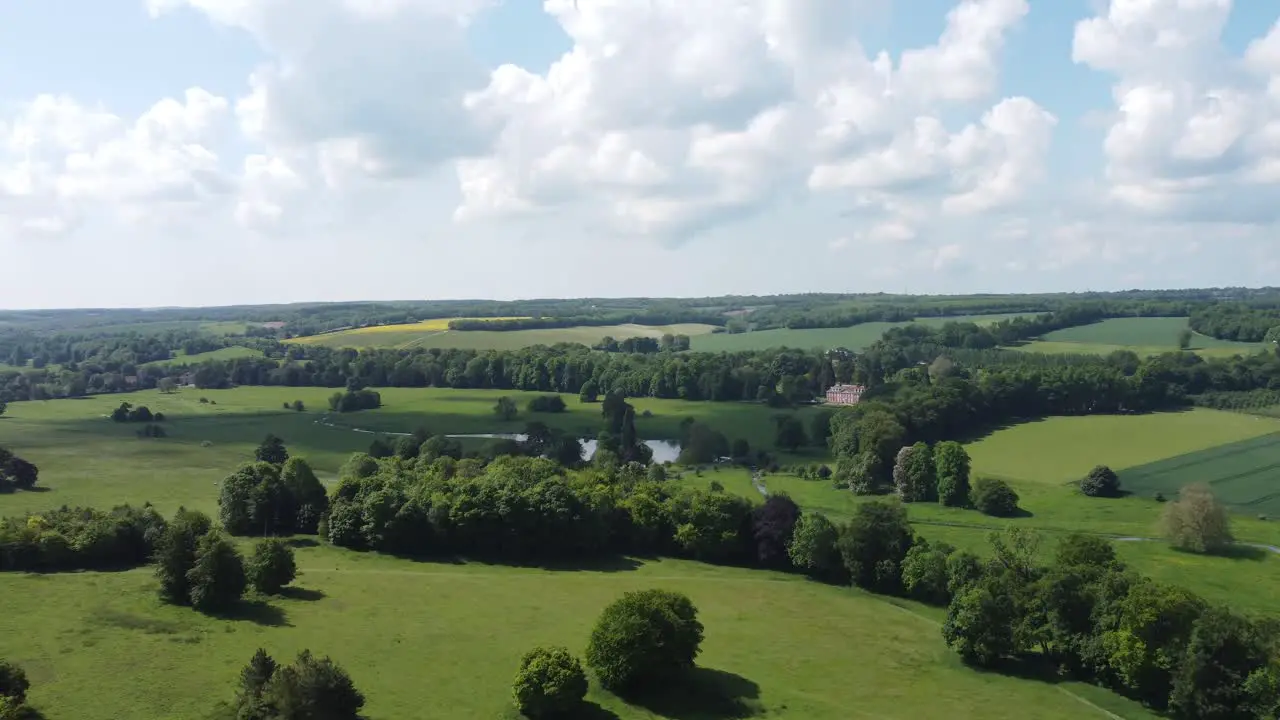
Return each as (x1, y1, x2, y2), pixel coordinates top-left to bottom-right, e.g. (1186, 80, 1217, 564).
(446, 433, 682, 464)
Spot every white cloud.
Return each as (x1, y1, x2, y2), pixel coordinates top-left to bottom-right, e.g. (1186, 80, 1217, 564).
(1074, 1, 1280, 222)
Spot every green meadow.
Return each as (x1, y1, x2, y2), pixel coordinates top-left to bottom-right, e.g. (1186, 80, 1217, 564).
(3, 388, 1279, 719)
(1013, 317, 1264, 357)
(293, 323, 719, 351)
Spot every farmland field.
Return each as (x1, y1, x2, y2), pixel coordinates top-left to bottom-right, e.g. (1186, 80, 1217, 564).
(293, 321, 718, 350)
(1012, 317, 1264, 357)
(689, 313, 1033, 352)
(1119, 432, 1280, 514)
(141, 345, 264, 366)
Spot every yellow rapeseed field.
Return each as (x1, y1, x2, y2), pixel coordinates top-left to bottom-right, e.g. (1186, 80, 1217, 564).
(293, 316, 530, 343)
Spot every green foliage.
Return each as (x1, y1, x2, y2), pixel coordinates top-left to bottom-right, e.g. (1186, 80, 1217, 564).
(836, 500, 914, 593)
(901, 540, 954, 605)
(840, 451, 885, 496)
(154, 508, 213, 605)
(893, 442, 936, 502)
(186, 531, 247, 613)
(943, 577, 1019, 667)
(585, 589, 704, 692)
(1162, 484, 1234, 554)
(1169, 606, 1273, 719)
(786, 512, 842, 581)
(773, 415, 807, 452)
(667, 488, 753, 563)
(248, 539, 297, 595)
(526, 395, 566, 414)
(934, 441, 971, 507)
(231, 649, 364, 720)
(1101, 579, 1207, 708)
(280, 458, 328, 535)
(233, 648, 278, 720)
(0, 503, 165, 572)
(327, 389, 381, 413)
(971, 477, 1020, 517)
(511, 646, 587, 718)
(0, 661, 29, 704)
(1055, 533, 1120, 571)
(1081, 465, 1121, 498)
(255, 434, 289, 465)
(494, 396, 519, 421)
(0, 447, 38, 492)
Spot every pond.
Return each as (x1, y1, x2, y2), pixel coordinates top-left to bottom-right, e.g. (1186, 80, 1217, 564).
(446, 434, 682, 464)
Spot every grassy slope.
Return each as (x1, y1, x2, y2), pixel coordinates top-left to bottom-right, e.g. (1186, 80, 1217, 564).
(0, 544, 1154, 720)
(689, 313, 1034, 353)
(293, 323, 719, 350)
(1013, 317, 1264, 358)
(142, 346, 264, 367)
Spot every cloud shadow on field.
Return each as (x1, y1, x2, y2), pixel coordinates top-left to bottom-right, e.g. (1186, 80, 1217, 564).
(622, 667, 762, 720)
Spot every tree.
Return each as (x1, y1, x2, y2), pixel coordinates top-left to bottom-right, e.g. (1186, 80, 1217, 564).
(233, 649, 278, 720)
(291, 400, 305, 412)
(1170, 606, 1273, 719)
(1178, 328, 1193, 350)
(219, 462, 288, 536)
(367, 437, 394, 459)
(585, 589, 704, 692)
(942, 577, 1020, 667)
(578, 380, 599, 403)
(934, 441, 971, 507)
(1102, 579, 1206, 707)
(901, 540, 954, 605)
(773, 415, 807, 452)
(730, 438, 750, 461)
(809, 411, 833, 448)
(0, 662, 29, 704)
(1162, 484, 1234, 554)
(281, 458, 328, 534)
(0, 450, 38, 491)
(155, 508, 213, 605)
(841, 451, 885, 495)
(158, 377, 177, 394)
(187, 531, 247, 613)
(511, 646, 588, 718)
(751, 494, 800, 568)
(255, 434, 289, 465)
(1055, 533, 1120, 571)
(248, 538, 297, 595)
(787, 512, 843, 581)
(837, 500, 914, 593)
(494, 396, 519, 421)
(1080, 465, 1121, 498)
(893, 442, 936, 502)
(971, 477, 1020, 517)
(267, 650, 365, 720)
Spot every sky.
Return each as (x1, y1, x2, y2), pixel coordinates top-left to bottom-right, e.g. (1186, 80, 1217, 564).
(1, 0, 1279, 309)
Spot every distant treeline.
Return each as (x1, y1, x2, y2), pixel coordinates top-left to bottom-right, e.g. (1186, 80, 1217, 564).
(448, 311, 727, 332)
(1190, 303, 1280, 342)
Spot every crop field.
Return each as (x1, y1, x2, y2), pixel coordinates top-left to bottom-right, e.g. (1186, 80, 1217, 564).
(1012, 317, 1264, 357)
(689, 313, 1033, 352)
(141, 345, 264, 367)
(1119, 432, 1280, 514)
(292, 321, 718, 350)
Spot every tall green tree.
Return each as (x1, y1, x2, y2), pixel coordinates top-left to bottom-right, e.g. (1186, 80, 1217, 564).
(255, 434, 289, 465)
(934, 441, 971, 507)
(836, 500, 914, 593)
(154, 508, 213, 605)
(893, 442, 937, 502)
(187, 531, 247, 613)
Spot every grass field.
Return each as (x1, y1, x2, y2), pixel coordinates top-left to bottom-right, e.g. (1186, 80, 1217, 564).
(1119, 432, 1280, 514)
(689, 313, 1033, 353)
(1012, 317, 1264, 358)
(293, 321, 719, 350)
(142, 346, 264, 367)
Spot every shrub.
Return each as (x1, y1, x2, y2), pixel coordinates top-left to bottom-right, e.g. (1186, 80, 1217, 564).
(511, 647, 587, 718)
(585, 589, 704, 692)
(1080, 465, 1121, 498)
(247, 538, 297, 595)
(971, 477, 1020, 517)
(1162, 484, 1233, 554)
(526, 395, 566, 414)
(0, 661, 29, 704)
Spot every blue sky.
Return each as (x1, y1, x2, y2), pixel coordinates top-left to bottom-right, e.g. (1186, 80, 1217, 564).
(1, 0, 1278, 308)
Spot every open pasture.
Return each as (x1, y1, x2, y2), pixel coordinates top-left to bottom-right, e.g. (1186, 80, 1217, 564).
(0, 545, 1153, 720)
(689, 313, 1033, 352)
(292, 321, 718, 350)
(1013, 317, 1264, 357)
(141, 345, 264, 367)
(1119, 432, 1280, 514)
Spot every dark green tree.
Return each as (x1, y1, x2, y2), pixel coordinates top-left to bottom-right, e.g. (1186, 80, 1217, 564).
(837, 500, 914, 593)
(1080, 465, 1121, 498)
(267, 650, 365, 720)
(971, 477, 1020, 517)
(154, 508, 213, 605)
(585, 589, 704, 692)
(494, 396, 519, 421)
(0, 661, 29, 704)
(934, 441, 971, 507)
(773, 415, 807, 452)
(187, 531, 247, 613)
(255, 434, 289, 465)
(280, 457, 328, 534)
(787, 512, 843, 581)
(233, 649, 278, 720)
(247, 538, 297, 595)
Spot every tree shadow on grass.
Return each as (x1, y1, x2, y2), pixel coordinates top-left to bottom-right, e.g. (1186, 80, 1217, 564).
(211, 599, 289, 627)
(622, 667, 761, 720)
(1186, 544, 1271, 562)
(285, 537, 321, 549)
(279, 586, 325, 601)
(567, 702, 623, 720)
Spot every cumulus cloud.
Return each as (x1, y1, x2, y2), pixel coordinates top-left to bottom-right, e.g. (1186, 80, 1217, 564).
(1073, 0, 1280, 222)
(457, 0, 1053, 241)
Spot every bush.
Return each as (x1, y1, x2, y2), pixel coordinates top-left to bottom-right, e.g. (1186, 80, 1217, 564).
(511, 647, 587, 718)
(1162, 484, 1233, 554)
(1080, 465, 1121, 498)
(526, 395, 566, 414)
(585, 589, 704, 692)
(248, 538, 297, 595)
(971, 477, 1020, 517)
(0, 661, 29, 703)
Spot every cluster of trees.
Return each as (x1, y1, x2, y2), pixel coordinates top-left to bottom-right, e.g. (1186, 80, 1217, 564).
(212, 648, 363, 720)
(591, 334, 692, 353)
(0, 504, 166, 571)
(218, 456, 330, 537)
(526, 394, 566, 413)
(154, 508, 299, 613)
(513, 588, 703, 717)
(110, 402, 165, 423)
(1190, 303, 1280, 342)
(327, 388, 381, 413)
(0, 447, 37, 493)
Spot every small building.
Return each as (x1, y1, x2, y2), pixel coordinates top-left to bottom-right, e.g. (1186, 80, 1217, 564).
(825, 383, 866, 406)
